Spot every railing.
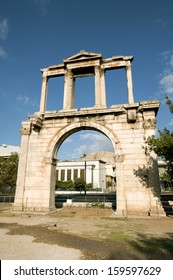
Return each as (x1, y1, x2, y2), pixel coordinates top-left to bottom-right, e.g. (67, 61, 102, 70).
(55, 193, 116, 209)
(1, 193, 173, 217)
(0, 195, 14, 203)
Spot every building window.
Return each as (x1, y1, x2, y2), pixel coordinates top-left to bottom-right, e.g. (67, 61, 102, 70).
(67, 169, 71, 181)
(61, 169, 65, 181)
(80, 169, 85, 180)
(56, 170, 59, 180)
(74, 169, 78, 180)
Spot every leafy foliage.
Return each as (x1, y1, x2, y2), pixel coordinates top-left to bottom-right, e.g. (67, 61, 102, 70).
(165, 96, 173, 114)
(147, 97, 173, 187)
(74, 178, 86, 192)
(0, 153, 19, 194)
(56, 180, 74, 190)
(147, 129, 173, 161)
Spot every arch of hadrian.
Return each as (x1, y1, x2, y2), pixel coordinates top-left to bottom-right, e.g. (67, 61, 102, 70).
(13, 50, 165, 216)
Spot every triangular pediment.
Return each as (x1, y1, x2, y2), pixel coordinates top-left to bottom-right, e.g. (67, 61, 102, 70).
(63, 50, 102, 63)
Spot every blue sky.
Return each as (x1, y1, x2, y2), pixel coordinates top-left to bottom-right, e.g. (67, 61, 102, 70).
(0, 0, 173, 160)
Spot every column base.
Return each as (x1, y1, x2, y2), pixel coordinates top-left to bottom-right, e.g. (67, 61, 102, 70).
(11, 204, 57, 214)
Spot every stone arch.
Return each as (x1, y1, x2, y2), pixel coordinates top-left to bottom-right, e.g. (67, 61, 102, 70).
(47, 121, 122, 159)
(45, 121, 123, 213)
(13, 50, 165, 216)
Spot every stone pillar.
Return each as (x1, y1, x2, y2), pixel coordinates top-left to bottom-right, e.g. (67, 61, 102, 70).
(45, 157, 57, 212)
(63, 69, 75, 110)
(40, 76, 48, 113)
(58, 169, 61, 181)
(126, 63, 134, 104)
(13, 121, 31, 212)
(100, 68, 106, 107)
(95, 66, 106, 107)
(115, 154, 126, 216)
(94, 66, 101, 107)
(64, 169, 67, 181)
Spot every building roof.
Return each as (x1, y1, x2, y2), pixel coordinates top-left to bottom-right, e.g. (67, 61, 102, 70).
(82, 151, 115, 165)
(57, 158, 106, 165)
(0, 144, 20, 157)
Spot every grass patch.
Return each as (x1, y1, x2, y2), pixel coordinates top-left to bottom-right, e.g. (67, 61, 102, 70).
(128, 233, 173, 259)
(0, 203, 12, 212)
(104, 230, 131, 243)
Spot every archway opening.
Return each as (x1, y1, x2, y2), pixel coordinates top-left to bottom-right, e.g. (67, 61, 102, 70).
(53, 128, 117, 209)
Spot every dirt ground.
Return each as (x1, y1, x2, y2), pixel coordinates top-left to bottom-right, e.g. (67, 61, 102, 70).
(0, 204, 173, 260)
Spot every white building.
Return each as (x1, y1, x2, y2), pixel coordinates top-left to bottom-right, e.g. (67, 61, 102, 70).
(56, 159, 106, 190)
(0, 144, 20, 158)
(82, 151, 116, 190)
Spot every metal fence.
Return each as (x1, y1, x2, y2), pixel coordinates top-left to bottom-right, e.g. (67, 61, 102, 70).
(55, 193, 116, 209)
(0, 195, 14, 203)
(0, 193, 173, 217)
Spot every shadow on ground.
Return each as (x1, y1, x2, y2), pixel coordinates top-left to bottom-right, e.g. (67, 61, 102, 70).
(124, 232, 173, 260)
(1, 222, 173, 260)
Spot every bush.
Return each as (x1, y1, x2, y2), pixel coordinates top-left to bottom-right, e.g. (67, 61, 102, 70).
(0, 153, 19, 194)
(86, 183, 93, 190)
(56, 180, 74, 190)
(74, 178, 86, 192)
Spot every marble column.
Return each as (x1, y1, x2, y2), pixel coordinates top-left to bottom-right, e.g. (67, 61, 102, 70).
(126, 63, 134, 104)
(40, 76, 48, 113)
(94, 66, 101, 107)
(100, 68, 106, 107)
(13, 121, 31, 212)
(95, 66, 106, 107)
(63, 69, 75, 110)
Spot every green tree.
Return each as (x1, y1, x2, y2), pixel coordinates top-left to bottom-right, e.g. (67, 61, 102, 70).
(0, 153, 19, 194)
(147, 97, 173, 187)
(56, 180, 74, 190)
(74, 178, 86, 192)
(165, 96, 173, 113)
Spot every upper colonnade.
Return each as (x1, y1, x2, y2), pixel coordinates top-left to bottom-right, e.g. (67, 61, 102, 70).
(39, 50, 134, 113)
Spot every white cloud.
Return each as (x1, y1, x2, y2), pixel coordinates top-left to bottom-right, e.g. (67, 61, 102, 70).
(0, 19, 9, 59)
(58, 131, 114, 160)
(17, 95, 30, 104)
(71, 145, 88, 159)
(63, 138, 72, 144)
(80, 132, 106, 141)
(154, 18, 167, 28)
(31, 0, 51, 15)
(16, 94, 38, 106)
(159, 74, 173, 95)
(0, 46, 8, 59)
(168, 118, 173, 126)
(159, 52, 173, 96)
(170, 54, 173, 68)
(69, 132, 114, 159)
(0, 18, 9, 40)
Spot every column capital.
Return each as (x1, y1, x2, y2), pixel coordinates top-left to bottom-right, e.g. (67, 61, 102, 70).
(44, 157, 57, 166)
(20, 121, 31, 135)
(94, 65, 101, 72)
(115, 155, 124, 163)
(126, 63, 132, 71)
(65, 69, 73, 78)
(20, 127, 31, 135)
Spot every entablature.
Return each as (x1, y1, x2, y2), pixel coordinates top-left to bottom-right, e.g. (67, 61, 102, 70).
(40, 51, 134, 78)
